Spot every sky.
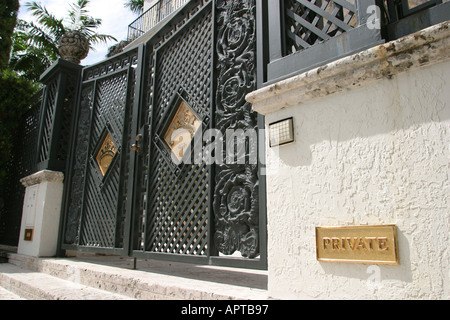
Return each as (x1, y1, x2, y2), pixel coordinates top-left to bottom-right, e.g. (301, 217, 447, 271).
(18, 0, 141, 66)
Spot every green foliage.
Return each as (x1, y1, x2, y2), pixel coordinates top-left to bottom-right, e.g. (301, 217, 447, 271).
(10, 0, 117, 81)
(0, 0, 20, 69)
(24, 0, 117, 47)
(9, 28, 56, 81)
(124, 0, 144, 14)
(0, 69, 40, 189)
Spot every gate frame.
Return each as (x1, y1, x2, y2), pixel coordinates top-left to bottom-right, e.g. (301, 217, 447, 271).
(57, 45, 144, 257)
(58, 0, 268, 271)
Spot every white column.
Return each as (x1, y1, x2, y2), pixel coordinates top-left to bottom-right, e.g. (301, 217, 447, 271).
(17, 170, 64, 258)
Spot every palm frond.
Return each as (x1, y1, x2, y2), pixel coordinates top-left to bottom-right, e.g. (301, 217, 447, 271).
(124, 0, 144, 14)
(67, 0, 90, 30)
(87, 33, 118, 48)
(15, 0, 118, 71)
(16, 20, 59, 55)
(25, 1, 66, 35)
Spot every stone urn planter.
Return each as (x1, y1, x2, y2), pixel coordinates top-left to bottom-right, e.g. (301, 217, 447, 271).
(58, 30, 90, 64)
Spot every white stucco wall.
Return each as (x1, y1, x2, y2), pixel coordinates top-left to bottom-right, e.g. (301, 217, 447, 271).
(248, 22, 450, 300)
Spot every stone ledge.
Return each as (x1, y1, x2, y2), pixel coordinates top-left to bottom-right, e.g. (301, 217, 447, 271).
(20, 170, 64, 187)
(247, 21, 450, 116)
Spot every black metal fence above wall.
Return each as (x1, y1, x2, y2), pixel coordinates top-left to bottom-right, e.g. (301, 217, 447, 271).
(257, 0, 450, 86)
(0, 91, 42, 246)
(0, 59, 82, 247)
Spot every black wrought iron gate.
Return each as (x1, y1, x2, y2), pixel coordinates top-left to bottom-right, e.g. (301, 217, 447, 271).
(60, 0, 266, 269)
(61, 47, 141, 255)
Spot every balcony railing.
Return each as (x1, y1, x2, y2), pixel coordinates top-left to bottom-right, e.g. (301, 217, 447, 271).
(127, 0, 190, 42)
(257, 0, 450, 87)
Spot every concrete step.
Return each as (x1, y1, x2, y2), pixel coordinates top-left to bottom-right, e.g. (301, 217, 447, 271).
(0, 263, 134, 300)
(5, 253, 269, 300)
(0, 246, 17, 264)
(0, 285, 24, 300)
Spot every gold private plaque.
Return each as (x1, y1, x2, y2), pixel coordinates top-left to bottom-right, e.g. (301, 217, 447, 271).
(164, 100, 201, 161)
(316, 225, 399, 265)
(96, 132, 117, 176)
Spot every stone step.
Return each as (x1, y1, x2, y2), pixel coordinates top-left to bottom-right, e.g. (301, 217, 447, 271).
(0, 285, 24, 300)
(0, 246, 16, 264)
(5, 253, 269, 300)
(0, 262, 134, 300)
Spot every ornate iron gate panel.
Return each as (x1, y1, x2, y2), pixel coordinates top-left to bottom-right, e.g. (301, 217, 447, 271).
(145, 2, 212, 258)
(61, 49, 141, 254)
(214, 0, 260, 260)
(129, 0, 265, 269)
(60, 0, 266, 269)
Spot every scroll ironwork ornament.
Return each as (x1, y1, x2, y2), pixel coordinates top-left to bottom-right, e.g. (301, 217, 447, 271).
(214, 0, 259, 259)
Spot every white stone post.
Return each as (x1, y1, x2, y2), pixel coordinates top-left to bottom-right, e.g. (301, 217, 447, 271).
(246, 21, 450, 300)
(17, 170, 64, 257)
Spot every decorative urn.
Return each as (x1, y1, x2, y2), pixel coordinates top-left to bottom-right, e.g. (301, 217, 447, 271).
(58, 30, 90, 64)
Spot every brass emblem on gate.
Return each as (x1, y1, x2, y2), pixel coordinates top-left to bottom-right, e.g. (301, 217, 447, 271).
(163, 100, 202, 162)
(154, 87, 208, 177)
(96, 132, 117, 176)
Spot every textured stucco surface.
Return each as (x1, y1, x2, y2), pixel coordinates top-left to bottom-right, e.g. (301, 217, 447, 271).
(258, 35, 450, 299)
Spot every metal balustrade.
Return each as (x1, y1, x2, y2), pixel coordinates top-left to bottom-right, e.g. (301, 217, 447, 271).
(127, 0, 190, 42)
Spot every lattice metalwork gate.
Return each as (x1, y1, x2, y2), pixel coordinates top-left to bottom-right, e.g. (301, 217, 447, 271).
(284, 0, 358, 55)
(60, 0, 266, 269)
(61, 48, 140, 254)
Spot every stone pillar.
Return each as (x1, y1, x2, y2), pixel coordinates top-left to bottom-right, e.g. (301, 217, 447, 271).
(246, 21, 450, 300)
(17, 171, 64, 257)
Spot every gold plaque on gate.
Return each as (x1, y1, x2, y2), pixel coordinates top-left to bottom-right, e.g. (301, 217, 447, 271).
(96, 132, 117, 176)
(316, 225, 399, 265)
(163, 100, 202, 161)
